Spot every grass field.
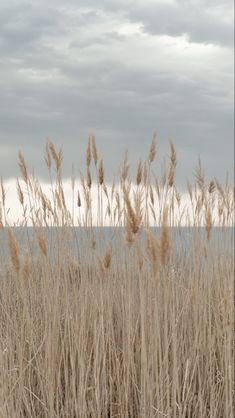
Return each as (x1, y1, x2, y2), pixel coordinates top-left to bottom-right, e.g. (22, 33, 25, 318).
(0, 137, 234, 417)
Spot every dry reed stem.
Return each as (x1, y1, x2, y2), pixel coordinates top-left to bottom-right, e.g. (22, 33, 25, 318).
(160, 207, 170, 266)
(205, 205, 213, 240)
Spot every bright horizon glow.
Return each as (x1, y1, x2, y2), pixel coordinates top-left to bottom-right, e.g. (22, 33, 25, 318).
(0, 178, 229, 227)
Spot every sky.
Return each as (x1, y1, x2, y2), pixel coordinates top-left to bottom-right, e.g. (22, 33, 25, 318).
(0, 0, 234, 185)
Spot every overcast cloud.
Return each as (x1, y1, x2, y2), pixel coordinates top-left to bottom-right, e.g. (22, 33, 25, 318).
(0, 0, 234, 184)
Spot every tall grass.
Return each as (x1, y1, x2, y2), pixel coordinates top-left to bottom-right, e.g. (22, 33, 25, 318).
(0, 137, 234, 417)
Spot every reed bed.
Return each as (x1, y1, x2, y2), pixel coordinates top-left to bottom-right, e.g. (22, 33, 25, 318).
(0, 137, 234, 417)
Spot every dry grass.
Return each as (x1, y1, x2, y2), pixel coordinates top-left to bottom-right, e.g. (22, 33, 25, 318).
(0, 138, 234, 417)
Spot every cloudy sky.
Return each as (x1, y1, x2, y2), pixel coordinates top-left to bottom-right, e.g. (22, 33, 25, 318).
(0, 0, 234, 185)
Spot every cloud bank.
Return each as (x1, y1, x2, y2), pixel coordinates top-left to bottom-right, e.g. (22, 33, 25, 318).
(0, 0, 233, 184)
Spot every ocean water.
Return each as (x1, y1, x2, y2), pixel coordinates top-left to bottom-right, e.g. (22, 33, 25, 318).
(0, 227, 233, 265)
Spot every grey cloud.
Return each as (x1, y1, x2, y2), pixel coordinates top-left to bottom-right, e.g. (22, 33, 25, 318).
(0, 0, 233, 186)
(125, 1, 234, 47)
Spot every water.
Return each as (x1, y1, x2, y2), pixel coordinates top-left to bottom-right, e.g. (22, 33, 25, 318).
(0, 226, 233, 264)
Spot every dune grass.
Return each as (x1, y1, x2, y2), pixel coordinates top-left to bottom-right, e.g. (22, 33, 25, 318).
(0, 137, 234, 417)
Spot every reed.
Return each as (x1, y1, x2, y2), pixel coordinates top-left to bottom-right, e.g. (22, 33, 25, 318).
(0, 138, 233, 418)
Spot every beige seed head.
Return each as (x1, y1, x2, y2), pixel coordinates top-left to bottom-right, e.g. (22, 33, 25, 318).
(98, 159, 104, 185)
(86, 168, 92, 189)
(18, 151, 28, 184)
(16, 179, 24, 206)
(148, 133, 157, 163)
(45, 140, 52, 169)
(136, 159, 142, 186)
(77, 190, 81, 207)
(168, 140, 177, 187)
(86, 137, 91, 168)
(208, 180, 216, 194)
(48, 141, 63, 172)
(91, 135, 98, 166)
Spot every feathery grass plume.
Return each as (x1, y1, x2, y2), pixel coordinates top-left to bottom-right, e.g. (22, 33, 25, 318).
(103, 243, 112, 269)
(121, 150, 130, 183)
(168, 140, 177, 187)
(7, 229, 20, 273)
(40, 190, 53, 215)
(77, 190, 81, 207)
(18, 151, 28, 184)
(48, 141, 63, 172)
(55, 190, 62, 210)
(148, 132, 157, 163)
(59, 185, 66, 209)
(215, 178, 226, 201)
(91, 135, 98, 166)
(16, 178, 24, 206)
(86, 168, 92, 189)
(45, 140, 52, 169)
(160, 207, 170, 267)
(161, 155, 167, 187)
(195, 158, 205, 193)
(143, 161, 148, 186)
(145, 229, 158, 274)
(187, 180, 193, 202)
(86, 136, 91, 168)
(136, 159, 142, 186)
(208, 179, 216, 194)
(98, 159, 104, 185)
(99, 243, 112, 275)
(149, 185, 154, 206)
(123, 187, 141, 234)
(37, 233, 47, 257)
